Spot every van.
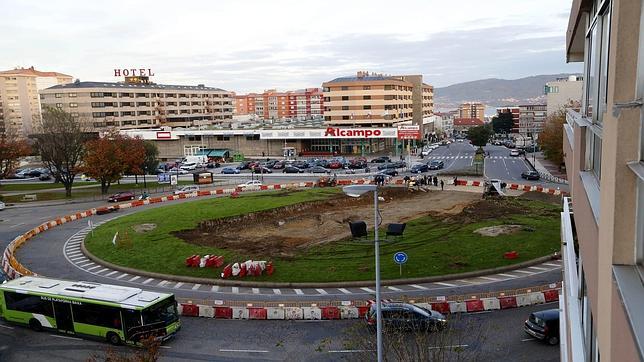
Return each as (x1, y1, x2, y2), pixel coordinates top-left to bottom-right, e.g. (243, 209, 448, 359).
(183, 155, 208, 166)
(174, 185, 200, 195)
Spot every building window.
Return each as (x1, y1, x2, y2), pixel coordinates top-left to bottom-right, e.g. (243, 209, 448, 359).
(187, 135, 202, 141)
(56, 103, 63, 108)
(69, 93, 77, 98)
(363, 86, 370, 90)
(341, 86, 348, 91)
(342, 106, 349, 110)
(69, 103, 78, 108)
(363, 95, 371, 100)
(342, 116, 350, 120)
(384, 85, 393, 90)
(341, 96, 349, 101)
(55, 93, 63, 98)
(90, 92, 103, 98)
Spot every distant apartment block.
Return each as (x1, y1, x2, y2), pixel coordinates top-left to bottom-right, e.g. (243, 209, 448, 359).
(518, 104, 547, 137)
(0, 66, 73, 137)
(496, 106, 520, 134)
(322, 71, 433, 128)
(40, 80, 233, 131)
(452, 118, 483, 133)
(432, 112, 454, 136)
(545, 75, 583, 115)
(458, 102, 485, 121)
(234, 88, 323, 120)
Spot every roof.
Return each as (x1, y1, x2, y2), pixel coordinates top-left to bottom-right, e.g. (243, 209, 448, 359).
(197, 149, 230, 157)
(0, 276, 172, 309)
(44, 81, 228, 92)
(0, 66, 72, 78)
(453, 118, 484, 126)
(325, 75, 410, 84)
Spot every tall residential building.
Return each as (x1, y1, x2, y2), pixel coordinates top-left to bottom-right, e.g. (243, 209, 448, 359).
(561, 0, 643, 361)
(545, 75, 583, 115)
(496, 106, 520, 134)
(40, 80, 233, 131)
(234, 88, 323, 120)
(0, 66, 73, 137)
(458, 102, 485, 121)
(518, 104, 547, 138)
(322, 71, 433, 128)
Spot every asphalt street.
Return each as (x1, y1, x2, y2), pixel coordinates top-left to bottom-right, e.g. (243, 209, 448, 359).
(0, 302, 560, 361)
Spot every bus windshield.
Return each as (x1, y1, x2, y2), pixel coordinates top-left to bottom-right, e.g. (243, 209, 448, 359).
(141, 296, 178, 326)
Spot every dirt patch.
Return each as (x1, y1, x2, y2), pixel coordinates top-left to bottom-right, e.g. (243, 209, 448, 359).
(132, 223, 157, 233)
(518, 191, 562, 205)
(474, 224, 524, 237)
(172, 188, 479, 258)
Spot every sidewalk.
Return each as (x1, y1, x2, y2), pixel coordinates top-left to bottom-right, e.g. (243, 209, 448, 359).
(526, 152, 568, 183)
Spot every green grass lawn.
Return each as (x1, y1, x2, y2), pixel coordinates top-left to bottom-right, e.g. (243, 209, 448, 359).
(0, 181, 97, 192)
(85, 190, 560, 283)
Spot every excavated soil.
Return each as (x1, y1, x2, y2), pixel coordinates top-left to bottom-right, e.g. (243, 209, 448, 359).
(172, 188, 555, 259)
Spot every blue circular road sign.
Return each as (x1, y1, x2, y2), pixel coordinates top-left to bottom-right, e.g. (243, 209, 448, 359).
(393, 252, 408, 265)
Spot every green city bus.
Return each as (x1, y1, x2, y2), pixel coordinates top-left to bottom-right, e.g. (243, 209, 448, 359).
(0, 276, 181, 345)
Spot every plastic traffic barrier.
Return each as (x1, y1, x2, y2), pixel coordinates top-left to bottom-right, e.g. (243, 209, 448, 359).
(285, 307, 304, 320)
(221, 264, 232, 278)
(498, 296, 518, 309)
(529, 292, 546, 305)
(357, 306, 370, 318)
(504, 251, 519, 259)
(339, 306, 359, 319)
(542, 289, 560, 302)
(465, 299, 484, 312)
(214, 306, 232, 319)
(481, 297, 500, 310)
(321, 306, 341, 320)
(266, 307, 285, 320)
(248, 307, 268, 320)
(181, 304, 199, 317)
(198, 305, 214, 318)
(449, 301, 467, 313)
(430, 302, 451, 314)
(232, 307, 249, 319)
(302, 307, 322, 320)
(185, 255, 200, 267)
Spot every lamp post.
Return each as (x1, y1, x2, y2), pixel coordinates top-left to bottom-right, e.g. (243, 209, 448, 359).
(342, 184, 382, 362)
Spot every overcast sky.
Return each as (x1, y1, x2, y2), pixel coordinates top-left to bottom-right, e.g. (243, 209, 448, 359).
(0, 0, 581, 93)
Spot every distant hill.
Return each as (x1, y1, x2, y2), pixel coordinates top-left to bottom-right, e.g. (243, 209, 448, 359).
(434, 74, 579, 110)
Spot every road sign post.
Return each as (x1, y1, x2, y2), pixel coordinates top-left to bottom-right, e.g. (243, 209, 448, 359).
(393, 252, 408, 276)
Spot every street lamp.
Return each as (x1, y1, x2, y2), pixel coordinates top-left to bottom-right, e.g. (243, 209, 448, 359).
(342, 184, 383, 362)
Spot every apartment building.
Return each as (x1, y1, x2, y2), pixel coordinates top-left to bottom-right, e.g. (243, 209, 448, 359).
(234, 88, 323, 120)
(40, 80, 233, 131)
(496, 106, 520, 134)
(518, 104, 547, 137)
(458, 102, 485, 121)
(545, 75, 583, 116)
(322, 72, 433, 128)
(0, 66, 73, 137)
(561, 0, 644, 361)
(452, 118, 484, 134)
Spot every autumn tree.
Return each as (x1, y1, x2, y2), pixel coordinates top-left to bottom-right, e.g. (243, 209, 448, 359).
(538, 109, 566, 169)
(83, 132, 145, 194)
(140, 141, 159, 188)
(121, 136, 146, 185)
(0, 132, 31, 180)
(33, 107, 91, 197)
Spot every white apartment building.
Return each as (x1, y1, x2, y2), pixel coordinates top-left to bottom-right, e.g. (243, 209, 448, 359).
(545, 75, 583, 116)
(40, 80, 233, 131)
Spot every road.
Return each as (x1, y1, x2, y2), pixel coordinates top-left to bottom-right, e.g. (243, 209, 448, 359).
(0, 302, 560, 361)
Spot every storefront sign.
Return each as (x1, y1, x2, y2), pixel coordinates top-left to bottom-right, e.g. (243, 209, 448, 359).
(260, 128, 397, 140)
(397, 125, 421, 140)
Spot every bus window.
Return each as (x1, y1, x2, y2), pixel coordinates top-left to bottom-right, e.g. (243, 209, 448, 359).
(4, 291, 54, 317)
(72, 303, 121, 329)
(141, 297, 178, 325)
(122, 308, 142, 340)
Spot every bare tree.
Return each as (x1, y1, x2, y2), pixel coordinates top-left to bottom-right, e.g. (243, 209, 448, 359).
(0, 129, 31, 180)
(33, 107, 92, 197)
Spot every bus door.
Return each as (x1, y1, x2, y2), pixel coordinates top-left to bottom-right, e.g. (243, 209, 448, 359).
(53, 302, 74, 333)
(122, 309, 142, 341)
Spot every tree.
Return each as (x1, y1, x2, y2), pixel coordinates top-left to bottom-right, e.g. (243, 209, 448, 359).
(141, 141, 159, 188)
(34, 107, 90, 197)
(83, 132, 145, 194)
(0, 133, 31, 179)
(467, 124, 493, 148)
(121, 136, 146, 185)
(491, 112, 513, 135)
(539, 109, 566, 169)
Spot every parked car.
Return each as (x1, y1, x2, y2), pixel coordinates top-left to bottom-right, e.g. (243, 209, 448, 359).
(107, 191, 135, 202)
(392, 161, 407, 169)
(237, 180, 263, 189)
(428, 160, 445, 170)
(38, 173, 51, 181)
(377, 163, 397, 170)
(411, 163, 429, 173)
(370, 156, 391, 163)
(379, 169, 398, 177)
(180, 162, 198, 171)
(366, 302, 447, 332)
(174, 185, 200, 195)
(348, 160, 367, 169)
(272, 161, 286, 169)
(221, 167, 240, 174)
(238, 161, 252, 170)
(251, 166, 272, 174)
(521, 170, 541, 180)
(79, 174, 93, 181)
(421, 148, 432, 156)
(205, 162, 221, 169)
(524, 309, 560, 345)
(283, 166, 304, 173)
(310, 166, 330, 174)
(0, 201, 5, 211)
(327, 160, 343, 169)
(510, 149, 521, 157)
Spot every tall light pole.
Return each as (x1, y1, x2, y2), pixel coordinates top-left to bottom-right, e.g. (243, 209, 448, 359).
(342, 184, 382, 362)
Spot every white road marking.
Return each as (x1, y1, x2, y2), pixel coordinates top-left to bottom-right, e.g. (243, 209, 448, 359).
(528, 266, 547, 271)
(211, 285, 220, 292)
(66, 252, 82, 257)
(105, 270, 119, 277)
(478, 276, 501, 281)
(498, 273, 517, 278)
(192, 284, 201, 290)
(457, 279, 475, 284)
(8, 222, 26, 229)
(360, 287, 376, 293)
(116, 273, 129, 279)
(315, 288, 328, 295)
(70, 256, 86, 262)
(232, 287, 239, 293)
(521, 338, 537, 342)
(410, 284, 428, 290)
(513, 270, 534, 275)
(328, 350, 373, 353)
(219, 349, 269, 353)
(294, 289, 303, 295)
(142, 278, 154, 285)
(129, 276, 140, 282)
(96, 268, 109, 274)
(434, 282, 457, 287)
(272, 288, 281, 295)
(173, 282, 184, 289)
(86, 265, 102, 272)
(157, 280, 168, 287)
(386, 286, 402, 291)
(543, 262, 561, 267)
(78, 262, 95, 268)
(338, 288, 352, 294)
(252, 288, 260, 294)
(0, 324, 14, 330)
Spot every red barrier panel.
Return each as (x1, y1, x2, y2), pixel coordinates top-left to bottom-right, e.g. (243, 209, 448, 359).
(181, 304, 199, 317)
(337, 180, 351, 185)
(465, 299, 484, 312)
(221, 264, 232, 278)
(456, 180, 467, 186)
(321, 306, 341, 320)
(214, 306, 232, 319)
(430, 302, 451, 314)
(248, 307, 267, 320)
(523, 185, 531, 191)
(536, 186, 543, 192)
(273, 184, 281, 189)
(472, 181, 481, 187)
(509, 184, 519, 190)
(265, 263, 274, 275)
(305, 182, 314, 187)
(150, 197, 163, 203)
(131, 200, 144, 207)
(215, 189, 223, 194)
(547, 189, 556, 194)
(543, 289, 559, 302)
(357, 306, 370, 318)
(498, 296, 518, 309)
(260, 185, 268, 190)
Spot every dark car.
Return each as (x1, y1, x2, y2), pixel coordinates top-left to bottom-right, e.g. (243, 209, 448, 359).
(251, 166, 272, 174)
(411, 164, 429, 173)
(263, 160, 278, 168)
(38, 173, 51, 181)
(521, 170, 541, 180)
(366, 302, 447, 332)
(221, 167, 240, 174)
(206, 162, 221, 169)
(377, 162, 398, 170)
(524, 309, 560, 345)
(272, 161, 286, 169)
(379, 169, 398, 177)
(292, 161, 310, 169)
(428, 160, 444, 170)
(107, 191, 135, 202)
(238, 161, 252, 170)
(349, 160, 367, 169)
(370, 156, 391, 163)
(310, 166, 330, 174)
(393, 161, 407, 169)
(283, 166, 303, 173)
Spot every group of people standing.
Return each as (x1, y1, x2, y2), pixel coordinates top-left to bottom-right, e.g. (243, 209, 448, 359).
(403, 175, 444, 190)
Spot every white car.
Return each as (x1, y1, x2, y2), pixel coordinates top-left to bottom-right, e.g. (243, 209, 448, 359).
(237, 180, 263, 189)
(421, 148, 432, 156)
(510, 149, 520, 157)
(0, 201, 5, 211)
(174, 185, 200, 195)
(180, 162, 198, 171)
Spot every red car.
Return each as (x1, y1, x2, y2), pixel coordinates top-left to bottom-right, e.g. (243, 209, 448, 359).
(107, 191, 135, 202)
(328, 161, 343, 169)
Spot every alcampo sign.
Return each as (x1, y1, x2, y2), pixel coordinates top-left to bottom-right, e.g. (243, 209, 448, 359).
(324, 127, 383, 138)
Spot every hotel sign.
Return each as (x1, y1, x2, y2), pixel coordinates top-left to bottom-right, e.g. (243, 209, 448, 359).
(114, 68, 155, 77)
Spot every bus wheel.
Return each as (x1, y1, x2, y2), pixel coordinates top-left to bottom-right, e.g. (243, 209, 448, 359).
(28, 318, 42, 332)
(107, 332, 121, 345)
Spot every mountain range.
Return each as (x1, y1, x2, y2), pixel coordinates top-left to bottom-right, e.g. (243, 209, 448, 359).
(433, 73, 579, 110)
